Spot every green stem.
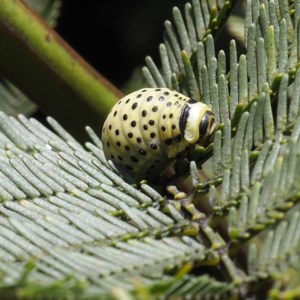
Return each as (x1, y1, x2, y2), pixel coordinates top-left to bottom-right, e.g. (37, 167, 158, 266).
(0, 0, 123, 141)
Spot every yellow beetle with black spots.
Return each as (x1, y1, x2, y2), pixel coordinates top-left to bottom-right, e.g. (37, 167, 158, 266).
(101, 88, 215, 181)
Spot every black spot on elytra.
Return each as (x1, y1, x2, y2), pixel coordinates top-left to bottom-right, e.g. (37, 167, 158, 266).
(125, 145, 130, 151)
(174, 135, 182, 142)
(106, 141, 110, 147)
(115, 130, 119, 136)
(128, 133, 133, 138)
(155, 88, 161, 91)
(142, 110, 147, 117)
(116, 141, 121, 147)
(161, 126, 166, 132)
(165, 138, 173, 145)
(131, 156, 139, 163)
(147, 96, 153, 102)
(109, 125, 112, 130)
(164, 91, 169, 96)
(131, 121, 136, 127)
(151, 143, 158, 150)
(118, 156, 123, 161)
(158, 96, 165, 101)
(163, 114, 166, 119)
(123, 114, 128, 120)
(167, 102, 172, 107)
(150, 132, 156, 138)
(152, 106, 158, 112)
(172, 124, 176, 130)
(149, 120, 155, 126)
(113, 111, 117, 117)
(125, 98, 130, 104)
(139, 148, 147, 156)
(137, 94, 142, 98)
(132, 102, 138, 110)
(143, 125, 148, 130)
(125, 165, 133, 171)
(169, 113, 173, 118)
(136, 137, 142, 143)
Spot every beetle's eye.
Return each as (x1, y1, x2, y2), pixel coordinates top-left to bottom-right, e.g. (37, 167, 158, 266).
(199, 113, 209, 137)
(207, 113, 215, 134)
(199, 111, 215, 138)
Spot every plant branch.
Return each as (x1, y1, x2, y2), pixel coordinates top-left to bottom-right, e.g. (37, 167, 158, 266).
(0, 0, 123, 141)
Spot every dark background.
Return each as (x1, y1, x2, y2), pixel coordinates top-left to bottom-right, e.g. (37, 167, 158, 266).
(56, 1, 186, 90)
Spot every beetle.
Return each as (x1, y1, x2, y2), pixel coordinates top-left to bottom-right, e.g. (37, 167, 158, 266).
(101, 88, 215, 181)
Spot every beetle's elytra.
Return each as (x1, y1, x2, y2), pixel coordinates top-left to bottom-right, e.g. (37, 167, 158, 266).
(101, 88, 215, 181)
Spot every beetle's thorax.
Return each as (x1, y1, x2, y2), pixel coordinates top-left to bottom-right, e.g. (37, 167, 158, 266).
(180, 102, 210, 143)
